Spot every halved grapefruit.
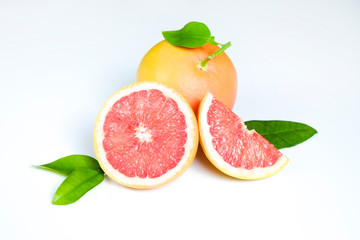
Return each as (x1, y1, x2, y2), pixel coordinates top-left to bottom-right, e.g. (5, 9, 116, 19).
(198, 92, 289, 180)
(94, 82, 198, 189)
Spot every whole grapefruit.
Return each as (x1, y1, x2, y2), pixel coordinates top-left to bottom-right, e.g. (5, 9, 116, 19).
(136, 40, 237, 113)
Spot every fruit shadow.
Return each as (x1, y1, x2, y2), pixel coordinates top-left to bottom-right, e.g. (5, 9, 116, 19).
(195, 146, 239, 181)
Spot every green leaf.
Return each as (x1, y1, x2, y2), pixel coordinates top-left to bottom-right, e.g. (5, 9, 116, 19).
(36, 155, 103, 176)
(162, 21, 211, 48)
(52, 168, 104, 205)
(244, 120, 318, 149)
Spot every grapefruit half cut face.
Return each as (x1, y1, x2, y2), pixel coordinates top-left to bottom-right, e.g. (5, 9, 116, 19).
(94, 82, 198, 189)
(198, 93, 289, 180)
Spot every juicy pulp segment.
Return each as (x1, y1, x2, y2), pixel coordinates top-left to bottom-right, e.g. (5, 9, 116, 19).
(207, 98, 282, 170)
(102, 89, 187, 179)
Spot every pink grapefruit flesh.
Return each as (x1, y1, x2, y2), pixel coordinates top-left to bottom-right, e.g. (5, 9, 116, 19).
(198, 92, 289, 180)
(94, 82, 198, 189)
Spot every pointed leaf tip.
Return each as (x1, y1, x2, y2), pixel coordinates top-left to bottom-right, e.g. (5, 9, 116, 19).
(52, 168, 104, 205)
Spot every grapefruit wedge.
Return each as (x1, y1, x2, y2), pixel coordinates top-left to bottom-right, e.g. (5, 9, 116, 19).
(94, 82, 198, 189)
(198, 93, 289, 180)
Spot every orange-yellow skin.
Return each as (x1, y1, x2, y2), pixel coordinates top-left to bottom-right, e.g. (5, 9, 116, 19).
(136, 40, 237, 113)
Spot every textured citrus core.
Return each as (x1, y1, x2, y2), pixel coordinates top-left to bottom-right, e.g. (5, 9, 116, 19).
(102, 89, 187, 179)
(207, 98, 282, 170)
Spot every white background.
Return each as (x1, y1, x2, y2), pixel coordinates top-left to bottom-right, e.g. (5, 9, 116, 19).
(1, 1, 359, 239)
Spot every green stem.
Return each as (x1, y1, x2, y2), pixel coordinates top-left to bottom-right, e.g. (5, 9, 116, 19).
(198, 41, 232, 71)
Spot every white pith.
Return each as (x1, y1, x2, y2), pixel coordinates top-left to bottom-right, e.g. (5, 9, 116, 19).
(94, 82, 197, 188)
(199, 93, 289, 179)
(135, 123, 152, 143)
